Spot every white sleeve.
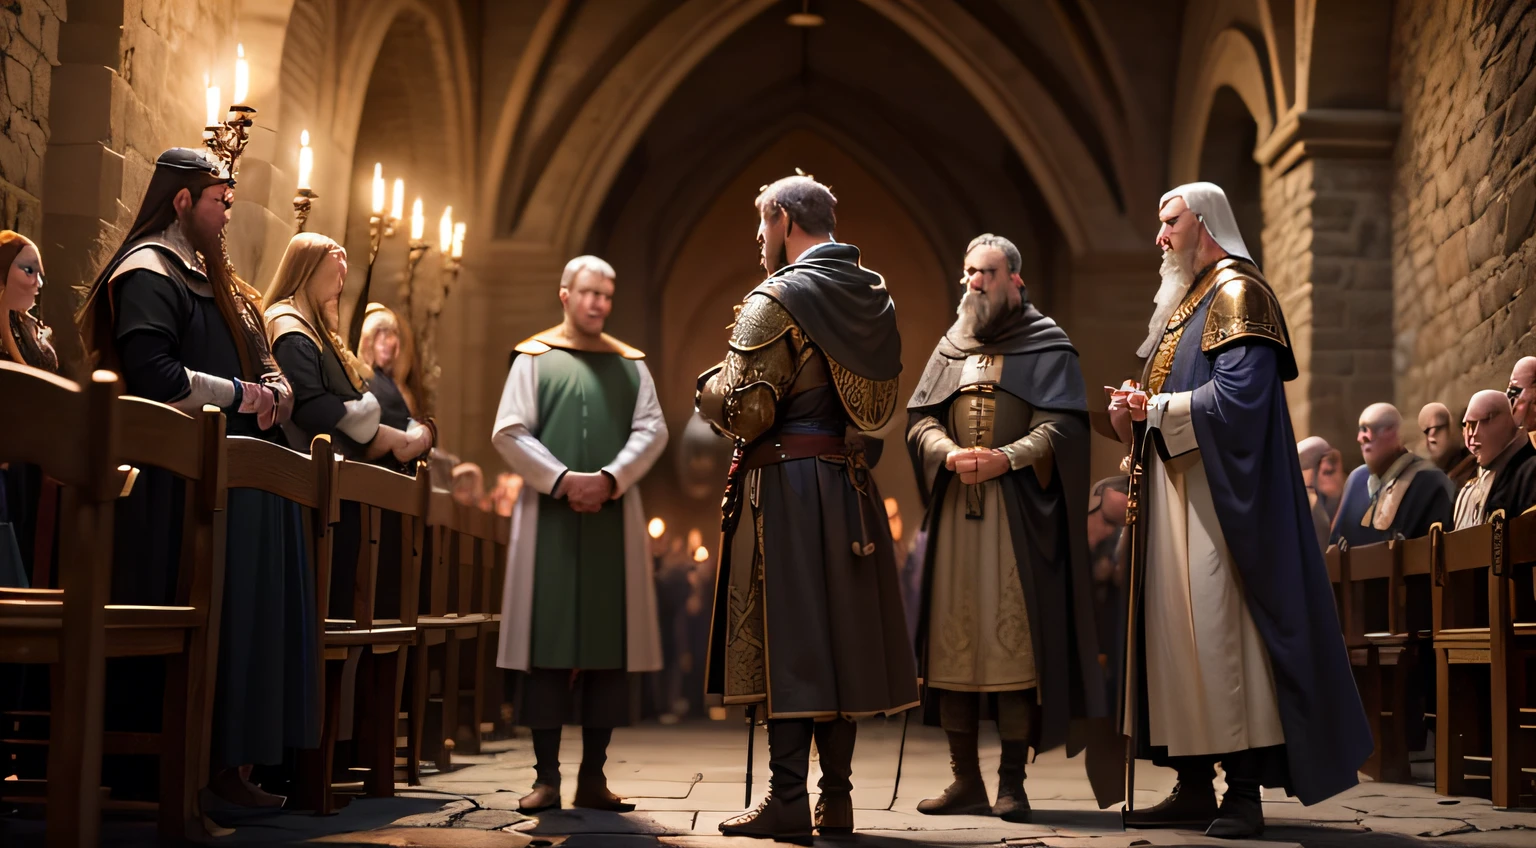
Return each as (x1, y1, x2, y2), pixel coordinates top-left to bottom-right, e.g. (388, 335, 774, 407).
(337, 392, 382, 443)
(169, 368, 236, 412)
(602, 360, 669, 498)
(1146, 391, 1199, 457)
(491, 354, 568, 496)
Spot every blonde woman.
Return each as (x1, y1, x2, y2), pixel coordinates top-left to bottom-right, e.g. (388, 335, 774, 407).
(358, 302, 417, 429)
(262, 233, 432, 466)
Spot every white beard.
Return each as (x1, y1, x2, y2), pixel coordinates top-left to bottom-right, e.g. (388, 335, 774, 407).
(1136, 246, 1197, 359)
(954, 288, 993, 339)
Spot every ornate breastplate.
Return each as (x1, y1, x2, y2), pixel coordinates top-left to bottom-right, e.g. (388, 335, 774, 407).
(1142, 271, 1222, 394)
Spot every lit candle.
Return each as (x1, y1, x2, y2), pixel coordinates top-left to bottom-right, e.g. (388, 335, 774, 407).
(451, 222, 465, 260)
(647, 517, 666, 539)
(410, 198, 424, 240)
(234, 44, 249, 105)
(205, 74, 221, 127)
(391, 179, 404, 222)
(438, 206, 453, 253)
(297, 130, 313, 191)
(371, 163, 384, 215)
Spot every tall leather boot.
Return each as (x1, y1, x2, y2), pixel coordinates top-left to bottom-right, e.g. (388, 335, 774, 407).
(917, 730, 993, 816)
(1206, 755, 1264, 839)
(1121, 756, 1218, 829)
(719, 718, 814, 844)
(813, 718, 857, 835)
(993, 740, 1032, 823)
(518, 727, 562, 812)
(573, 726, 635, 812)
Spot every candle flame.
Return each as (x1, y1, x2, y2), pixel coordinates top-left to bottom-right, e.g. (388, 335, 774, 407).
(648, 517, 665, 539)
(234, 43, 249, 104)
(439, 206, 453, 253)
(410, 198, 425, 241)
(297, 130, 313, 191)
(452, 222, 465, 260)
(371, 163, 385, 215)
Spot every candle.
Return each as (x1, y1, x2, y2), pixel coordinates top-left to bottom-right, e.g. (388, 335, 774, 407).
(371, 163, 384, 215)
(391, 179, 404, 222)
(205, 75, 220, 127)
(410, 198, 424, 241)
(451, 222, 465, 260)
(438, 206, 453, 253)
(647, 517, 666, 539)
(234, 44, 249, 105)
(297, 130, 313, 191)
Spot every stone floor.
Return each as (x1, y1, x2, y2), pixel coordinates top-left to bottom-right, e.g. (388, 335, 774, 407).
(3, 719, 1533, 846)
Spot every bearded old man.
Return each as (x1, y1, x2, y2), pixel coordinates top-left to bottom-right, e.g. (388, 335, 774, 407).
(906, 234, 1110, 822)
(1419, 402, 1476, 490)
(1330, 403, 1453, 548)
(1107, 182, 1368, 838)
(1453, 389, 1536, 529)
(698, 175, 918, 844)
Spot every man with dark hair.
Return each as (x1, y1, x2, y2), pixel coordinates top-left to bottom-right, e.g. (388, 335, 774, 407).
(906, 234, 1110, 822)
(75, 148, 312, 810)
(699, 173, 918, 843)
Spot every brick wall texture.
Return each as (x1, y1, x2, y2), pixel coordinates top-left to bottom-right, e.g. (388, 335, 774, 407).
(0, 0, 62, 234)
(1393, 0, 1536, 421)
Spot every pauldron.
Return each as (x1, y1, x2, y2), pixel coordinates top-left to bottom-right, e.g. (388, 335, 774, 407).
(1201, 276, 1288, 354)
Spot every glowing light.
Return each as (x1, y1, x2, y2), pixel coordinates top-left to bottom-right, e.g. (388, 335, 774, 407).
(297, 130, 313, 190)
(410, 198, 424, 241)
(233, 44, 249, 104)
(693, 546, 709, 563)
(439, 206, 453, 253)
(371, 163, 385, 215)
(647, 517, 665, 539)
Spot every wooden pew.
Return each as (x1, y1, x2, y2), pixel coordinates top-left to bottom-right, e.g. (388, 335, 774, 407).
(313, 456, 428, 806)
(1342, 539, 1414, 782)
(459, 502, 507, 755)
(0, 365, 120, 847)
(1492, 508, 1536, 808)
(1432, 518, 1498, 798)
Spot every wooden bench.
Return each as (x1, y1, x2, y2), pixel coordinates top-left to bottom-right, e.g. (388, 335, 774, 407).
(1432, 518, 1497, 798)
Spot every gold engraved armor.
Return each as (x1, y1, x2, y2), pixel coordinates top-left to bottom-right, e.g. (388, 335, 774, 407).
(1201, 276, 1287, 353)
(699, 293, 898, 439)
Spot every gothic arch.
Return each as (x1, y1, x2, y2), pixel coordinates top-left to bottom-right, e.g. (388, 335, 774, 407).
(490, 0, 1138, 261)
(1168, 26, 1276, 185)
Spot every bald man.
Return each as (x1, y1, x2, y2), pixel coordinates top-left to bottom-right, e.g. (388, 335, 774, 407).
(1297, 437, 1335, 552)
(1508, 357, 1536, 449)
(1418, 402, 1475, 490)
(1453, 389, 1536, 529)
(1329, 403, 1453, 547)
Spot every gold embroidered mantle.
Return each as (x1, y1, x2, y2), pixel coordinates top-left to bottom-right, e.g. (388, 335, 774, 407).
(1142, 257, 1290, 393)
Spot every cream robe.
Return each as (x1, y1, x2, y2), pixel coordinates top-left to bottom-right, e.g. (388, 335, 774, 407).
(491, 351, 668, 673)
(1133, 391, 1286, 756)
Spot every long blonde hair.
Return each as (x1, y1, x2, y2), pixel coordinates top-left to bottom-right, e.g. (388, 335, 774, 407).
(359, 302, 418, 416)
(262, 232, 371, 391)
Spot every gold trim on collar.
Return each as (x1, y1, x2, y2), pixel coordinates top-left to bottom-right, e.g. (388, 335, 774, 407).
(514, 325, 645, 359)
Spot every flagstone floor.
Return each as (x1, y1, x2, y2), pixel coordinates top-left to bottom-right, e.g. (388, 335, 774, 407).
(4, 719, 1533, 846)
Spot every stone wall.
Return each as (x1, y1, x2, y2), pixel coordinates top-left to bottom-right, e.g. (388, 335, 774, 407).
(1392, 0, 1536, 422)
(41, 0, 237, 374)
(0, 1, 62, 234)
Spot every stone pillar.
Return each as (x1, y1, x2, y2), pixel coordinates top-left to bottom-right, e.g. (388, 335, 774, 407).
(0, 1, 62, 234)
(1256, 110, 1400, 454)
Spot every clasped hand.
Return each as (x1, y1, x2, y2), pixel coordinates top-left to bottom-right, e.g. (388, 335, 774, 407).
(945, 447, 1009, 485)
(558, 471, 614, 513)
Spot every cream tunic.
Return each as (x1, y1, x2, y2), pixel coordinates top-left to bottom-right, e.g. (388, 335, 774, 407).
(1133, 392, 1286, 756)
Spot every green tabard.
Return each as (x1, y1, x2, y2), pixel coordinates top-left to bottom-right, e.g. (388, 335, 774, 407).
(529, 348, 639, 670)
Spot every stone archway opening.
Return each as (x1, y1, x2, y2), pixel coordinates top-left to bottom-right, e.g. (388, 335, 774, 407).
(1198, 86, 1264, 268)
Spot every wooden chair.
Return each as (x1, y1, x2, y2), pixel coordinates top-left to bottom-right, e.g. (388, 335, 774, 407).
(306, 456, 428, 809)
(459, 502, 507, 755)
(0, 365, 121, 847)
(1431, 518, 1498, 798)
(1340, 539, 1415, 782)
(1491, 508, 1536, 808)
(223, 433, 334, 812)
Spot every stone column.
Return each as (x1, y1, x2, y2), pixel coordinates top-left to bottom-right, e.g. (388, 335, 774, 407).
(1256, 110, 1400, 454)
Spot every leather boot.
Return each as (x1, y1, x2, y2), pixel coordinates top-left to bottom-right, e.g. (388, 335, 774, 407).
(573, 727, 635, 812)
(992, 740, 1032, 823)
(719, 718, 814, 845)
(917, 731, 992, 816)
(1122, 759, 1217, 829)
(1206, 774, 1264, 838)
(519, 728, 562, 812)
(813, 719, 856, 835)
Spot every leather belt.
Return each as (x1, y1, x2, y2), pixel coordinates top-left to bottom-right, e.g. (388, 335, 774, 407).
(740, 433, 849, 471)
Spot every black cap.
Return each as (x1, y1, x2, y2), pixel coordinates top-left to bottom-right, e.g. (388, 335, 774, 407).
(155, 147, 233, 183)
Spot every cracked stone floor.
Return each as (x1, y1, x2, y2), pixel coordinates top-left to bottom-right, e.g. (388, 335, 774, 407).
(3, 719, 1532, 846)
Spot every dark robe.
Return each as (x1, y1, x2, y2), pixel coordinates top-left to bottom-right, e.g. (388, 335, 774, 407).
(108, 252, 319, 767)
(905, 300, 1106, 757)
(1485, 440, 1536, 519)
(1134, 263, 1371, 805)
(1330, 458, 1454, 547)
(703, 242, 917, 718)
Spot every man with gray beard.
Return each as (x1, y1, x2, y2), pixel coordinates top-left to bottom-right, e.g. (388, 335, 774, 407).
(1108, 183, 1368, 837)
(907, 234, 1111, 822)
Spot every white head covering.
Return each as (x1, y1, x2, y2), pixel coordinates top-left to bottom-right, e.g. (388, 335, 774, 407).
(1159, 181, 1252, 264)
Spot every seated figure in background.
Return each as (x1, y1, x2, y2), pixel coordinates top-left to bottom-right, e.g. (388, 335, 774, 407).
(1297, 437, 1335, 553)
(1330, 403, 1452, 547)
(1454, 389, 1536, 529)
(1418, 402, 1475, 490)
